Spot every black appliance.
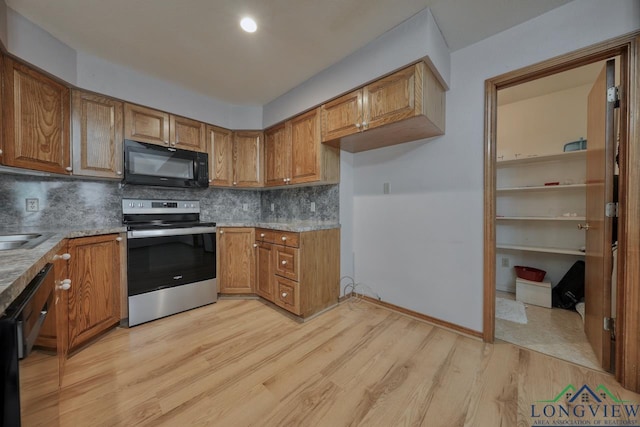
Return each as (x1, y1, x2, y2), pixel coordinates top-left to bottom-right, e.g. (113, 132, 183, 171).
(123, 199, 217, 326)
(123, 139, 209, 188)
(1, 264, 59, 426)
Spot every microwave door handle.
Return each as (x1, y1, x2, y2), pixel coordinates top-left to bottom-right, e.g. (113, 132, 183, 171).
(168, 148, 177, 152)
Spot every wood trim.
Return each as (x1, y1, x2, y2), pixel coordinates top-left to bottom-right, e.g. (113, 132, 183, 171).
(355, 294, 483, 339)
(483, 30, 640, 391)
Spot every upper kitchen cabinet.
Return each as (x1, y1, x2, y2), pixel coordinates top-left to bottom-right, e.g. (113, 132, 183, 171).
(206, 125, 234, 186)
(265, 108, 339, 187)
(71, 90, 124, 179)
(2, 57, 71, 174)
(321, 61, 445, 153)
(233, 131, 264, 187)
(124, 103, 205, 151)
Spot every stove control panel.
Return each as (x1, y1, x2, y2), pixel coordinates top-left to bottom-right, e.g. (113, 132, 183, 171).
(122, 199, 200, 214)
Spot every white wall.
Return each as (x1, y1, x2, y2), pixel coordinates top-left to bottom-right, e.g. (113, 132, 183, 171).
(351, 0, 639, 332)
(339, 152, 355, 293)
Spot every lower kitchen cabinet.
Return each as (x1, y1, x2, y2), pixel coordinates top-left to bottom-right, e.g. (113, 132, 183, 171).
(217, 227, 255, 294)
(255, 228, 339, 318)
(67, 234, 122, 352)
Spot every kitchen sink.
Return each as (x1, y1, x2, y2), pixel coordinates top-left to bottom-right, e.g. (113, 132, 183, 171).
(0, 233, 54, 251)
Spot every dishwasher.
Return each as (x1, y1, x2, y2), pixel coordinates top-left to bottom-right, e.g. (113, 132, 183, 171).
(0, 263, 60, 426)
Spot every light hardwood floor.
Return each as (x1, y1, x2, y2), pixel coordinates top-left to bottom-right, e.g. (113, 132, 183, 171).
(53, 298, 639, 426)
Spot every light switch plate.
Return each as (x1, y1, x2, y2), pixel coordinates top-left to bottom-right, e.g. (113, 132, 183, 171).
(242, 203, 248, 211)
(26, 198, 39, 212)
(310, 202, 316, 212)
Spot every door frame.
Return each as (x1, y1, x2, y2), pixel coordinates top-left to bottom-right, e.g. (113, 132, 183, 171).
(483, 31, 640, 390)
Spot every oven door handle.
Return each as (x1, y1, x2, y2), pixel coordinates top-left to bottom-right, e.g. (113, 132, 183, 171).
(128, 226, 217, 239)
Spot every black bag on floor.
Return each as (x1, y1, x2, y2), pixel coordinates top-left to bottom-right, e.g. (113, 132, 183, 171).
(552, 261, 585, 309)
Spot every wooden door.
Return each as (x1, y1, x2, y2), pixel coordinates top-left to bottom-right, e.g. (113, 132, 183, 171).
(71, 91, 123, 179)
(170, 115, 205, 151)
(320, 90, 363, 142)
(218, 228, 255, 294)
(255, 242, 274, 301)
(124, 103, 170, 146)
(2, 57, 70, 174)
(67, 234, 121, 352)
(206, 125, 234, 186)
(233, 131, 263, 187)
(364, 65, 416, 131)
(290, 108, 321, 184)
(585, 60, 616, 371)
(264, 123, 291, 187)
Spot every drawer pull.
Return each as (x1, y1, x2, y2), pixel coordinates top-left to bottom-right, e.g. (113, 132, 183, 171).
(115, 237, 123, 242)
(281, 292, 288, 298)
(260, 233, 265, 238)
(281, 260, 287, 265)
(253, 243, 258, 248)
(281, 236, 287, 241)
(53, 253, 71, 261)
(220, 230, 224, 234)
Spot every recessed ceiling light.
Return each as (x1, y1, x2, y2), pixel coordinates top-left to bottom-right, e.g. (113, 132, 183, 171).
(240, 17, 257, 33)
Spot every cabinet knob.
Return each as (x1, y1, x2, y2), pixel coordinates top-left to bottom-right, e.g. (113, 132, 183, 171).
(281, 292, 288, 298)
(115, 237, 123, 242)
(362, 121, 368, 128)
(220, 230, 224, 234)
(281, 260, 287, 265)
(209, 179, 212, 183)
(0, 148, 3, 155)
(116, 171, 122, 176)
(233, 182, 237, 186)
(53, 253, 71, 261)
(171, 142, 176, 146)
(355, 123, 361, 128)
(57, 279, 71, 291)
(253, 243, 258, 248)
(164, 141, 170, 145)
(578, 223, 590, 230)
(281, 236, 287, 241)
(65, 166, 73, 172)
(260, 233, 265, 238)
(283, 178, 287, 183)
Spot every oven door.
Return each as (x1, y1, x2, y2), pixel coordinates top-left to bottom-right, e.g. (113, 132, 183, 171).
(127, 226, 216, 296)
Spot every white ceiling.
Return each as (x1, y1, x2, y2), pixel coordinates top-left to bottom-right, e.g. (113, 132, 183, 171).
(5, 0, 571, 105)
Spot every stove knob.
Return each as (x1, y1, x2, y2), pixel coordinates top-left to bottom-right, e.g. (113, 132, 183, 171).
(129, 202, 134, 208)
(184, 203, 189, 208)
(190, 204, 195, 208)
(138, 203, 144, 208)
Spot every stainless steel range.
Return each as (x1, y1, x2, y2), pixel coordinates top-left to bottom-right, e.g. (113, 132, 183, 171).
(123, 199, 216, 326)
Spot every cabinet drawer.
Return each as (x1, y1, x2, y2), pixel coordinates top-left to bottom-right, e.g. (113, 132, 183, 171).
(255, 228, 299, 248)
(274, 246, 299, 281)
(274, 276, 300, 315)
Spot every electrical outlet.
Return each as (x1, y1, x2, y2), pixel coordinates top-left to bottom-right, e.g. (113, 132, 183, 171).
(26, 198, 39, 212)
(310, 202, 316, 212)
(501, 257, 509, 267)
(383, 182, 390, 194)
(270, 203, 274, 212)
(242, 203, 248, 212)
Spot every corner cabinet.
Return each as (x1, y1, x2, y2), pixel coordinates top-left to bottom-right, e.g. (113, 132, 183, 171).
(217, 228, 256, 294)
(264, 108, 339, 187)
(2, 56, 71, 174)
(321, 61, 445, 153)
(71, 90, 124, 179)
(233, 131, 264, 187)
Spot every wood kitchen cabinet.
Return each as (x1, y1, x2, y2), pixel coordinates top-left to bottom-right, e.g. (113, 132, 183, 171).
(206, 125, 234, 186)
(217, 228, 256, 294)
(321, 61, 445, 153)
(2, 56, 71, 174)
(207, 128, 263, 188)
(71, 90, 124, 179)
(124, 103, 205, 151)
(264, 108, 339, 187)
(255, 228, 339, 317)
(67, 234, 122, 352)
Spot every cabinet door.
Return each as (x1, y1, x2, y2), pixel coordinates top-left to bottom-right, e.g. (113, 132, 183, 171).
(264, 123, 291, 187)
(218, 228, 255, 294)
(233, 131, 263, 187)
(290, 108, 321, 184)
(71, 91, 123, 179)
(206, 125, 234, 187)
(67, 234, 121, 352)
(363, 65, 416, 131)
(170, 115, 205, 151)
(2, 57, 70, 174)
(255, 242, 274, 301)
(320, 90, 362, 142)
(124, 103, 170, 146)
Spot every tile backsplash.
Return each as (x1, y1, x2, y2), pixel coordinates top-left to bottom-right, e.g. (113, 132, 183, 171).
(0, 173, 338, 229)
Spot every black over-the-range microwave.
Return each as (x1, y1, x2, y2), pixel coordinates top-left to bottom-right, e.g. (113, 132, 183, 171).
(123, 139, 209, 188)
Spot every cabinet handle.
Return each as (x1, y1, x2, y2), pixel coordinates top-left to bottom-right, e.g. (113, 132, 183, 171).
(578, 223, 590, 230)
(281, 292, 288, 298)
(260, 233, 265, 238)
(281, 260, 287, 265)
(65, 166, 73, 172)
(57, 279, 71, 291)
(253, 243, 258, 248)
(116, 171, 122, 176)
(115, 237, 123, 242)
(53, 253, 71, 261)
(281, 236, 287, 241)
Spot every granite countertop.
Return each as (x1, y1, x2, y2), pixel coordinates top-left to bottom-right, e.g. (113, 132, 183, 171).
(216, 220, 340, 232)
(0, 226, 126, 315)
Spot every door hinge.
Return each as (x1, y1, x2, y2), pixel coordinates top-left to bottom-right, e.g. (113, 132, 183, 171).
(606, 202, 619, 218)
(607, 86, 620, 107)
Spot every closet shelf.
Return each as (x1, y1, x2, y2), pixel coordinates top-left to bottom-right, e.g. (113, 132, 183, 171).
(496, 216, 586, 221)
(497, 183, 586, 193)
(497, 150, 586, 166)
(497, 244, 585, 256)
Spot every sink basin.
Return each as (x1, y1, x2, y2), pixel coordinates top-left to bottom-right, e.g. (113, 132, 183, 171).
(0, 233, 54, 251)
